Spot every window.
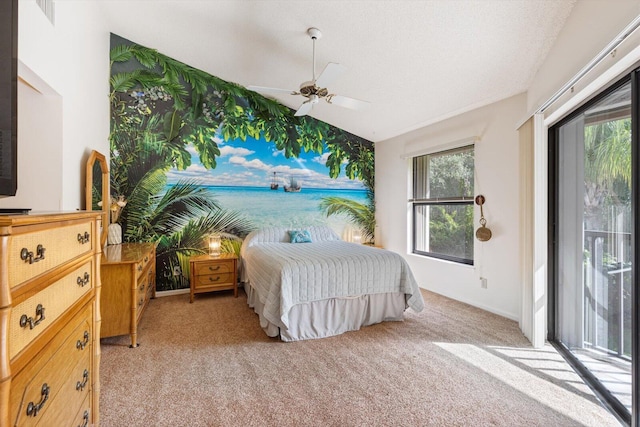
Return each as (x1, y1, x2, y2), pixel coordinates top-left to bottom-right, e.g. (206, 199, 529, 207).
(411, 145, 474, 264)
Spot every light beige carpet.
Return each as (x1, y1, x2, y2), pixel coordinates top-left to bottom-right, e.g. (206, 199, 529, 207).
(99, 289, 621, 427)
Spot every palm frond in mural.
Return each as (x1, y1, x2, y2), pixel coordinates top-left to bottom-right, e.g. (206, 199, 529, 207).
(320, 185, 376, 243)
(153, 197, 255, 291)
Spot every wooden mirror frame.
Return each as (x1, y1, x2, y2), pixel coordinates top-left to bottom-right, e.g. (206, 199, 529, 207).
(85, 150, 109, 247)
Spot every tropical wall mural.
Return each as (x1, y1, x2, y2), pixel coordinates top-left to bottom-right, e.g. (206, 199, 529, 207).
(109, 34, 375, 291)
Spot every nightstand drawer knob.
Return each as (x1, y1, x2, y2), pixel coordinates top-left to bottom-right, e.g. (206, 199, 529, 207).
(208, 276, 221, 282)
(208, 265, 221, 272)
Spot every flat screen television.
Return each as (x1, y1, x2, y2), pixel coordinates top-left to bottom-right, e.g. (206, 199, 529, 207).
(0, 0, 17, 197)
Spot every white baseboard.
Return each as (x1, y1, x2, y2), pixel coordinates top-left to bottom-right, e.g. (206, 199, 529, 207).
(155, 288, 190, 298)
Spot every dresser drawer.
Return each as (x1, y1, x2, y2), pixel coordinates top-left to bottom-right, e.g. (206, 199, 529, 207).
(32, 353, 92, 427)
(135, 248, 155, 281)
(10, 303, 93, 426)
(9, 260, 94, 360)
(70, 397, 91, 427)
(193, 260, 233, 276)
(8, 219, 95, 289)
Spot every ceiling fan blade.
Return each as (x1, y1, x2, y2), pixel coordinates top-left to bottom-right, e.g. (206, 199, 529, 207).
(294, 101, 314, 117)
(315, 62, 346, 88)
(326, 94, 370, 110)
(247, 85, 296, 95)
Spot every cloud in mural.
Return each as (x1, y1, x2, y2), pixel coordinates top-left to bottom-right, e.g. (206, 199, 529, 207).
(313, 153, 330, 165)
(219, 146, 255, 157)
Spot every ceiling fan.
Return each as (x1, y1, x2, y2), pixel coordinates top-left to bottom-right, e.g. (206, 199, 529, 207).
(247, 27, 370, 117)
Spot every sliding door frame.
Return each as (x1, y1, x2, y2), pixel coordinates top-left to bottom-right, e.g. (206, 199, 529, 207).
(631, 67, 640, 427)
(548, 71, 638, 426)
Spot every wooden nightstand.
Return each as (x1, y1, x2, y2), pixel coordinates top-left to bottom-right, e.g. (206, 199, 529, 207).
(189, 253, 238, 303)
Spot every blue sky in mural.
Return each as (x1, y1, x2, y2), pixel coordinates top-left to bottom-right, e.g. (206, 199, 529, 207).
(165, 135, 366, 191)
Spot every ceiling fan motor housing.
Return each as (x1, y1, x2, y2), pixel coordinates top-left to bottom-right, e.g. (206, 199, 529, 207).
(299, 81, 328, 98)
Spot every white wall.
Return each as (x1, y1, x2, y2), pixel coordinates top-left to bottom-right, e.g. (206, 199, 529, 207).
(10, 68, 63, 210)
(376, 93, 525, 321)
(0, 1, 110, 211)
(527, 0, 640, 117)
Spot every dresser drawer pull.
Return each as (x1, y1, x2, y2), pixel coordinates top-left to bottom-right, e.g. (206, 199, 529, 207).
(20, 244, 46, 264)
(138, 264, 143, 272)
(77, 231, 90, 244)
(77, 272, 90, 287)
(144, 256, 149, 263)
(138, 297, 144, 307)
(208, 265, 221, 272)
(208, 276, 221, 282)
(26, 383, 49, 417)
(20, 304, 46, 330)
(76, 331, 90, 350)
(139, 283, 145, 291)
(76, 369, 89, 391)
(78, 410, 89, 427)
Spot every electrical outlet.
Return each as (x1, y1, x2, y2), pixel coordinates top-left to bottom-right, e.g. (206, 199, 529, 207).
(480, 277, 488, 289)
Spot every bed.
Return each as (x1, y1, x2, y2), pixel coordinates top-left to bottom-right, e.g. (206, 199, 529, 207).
(240, 226, 425, 341)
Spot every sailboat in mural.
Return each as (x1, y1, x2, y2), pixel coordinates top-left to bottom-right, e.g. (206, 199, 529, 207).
(283, 176, 301, 193)
(270, 172, 279, 190)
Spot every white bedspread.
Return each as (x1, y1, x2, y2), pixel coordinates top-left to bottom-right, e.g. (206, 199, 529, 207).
(242, 228, 424, 329)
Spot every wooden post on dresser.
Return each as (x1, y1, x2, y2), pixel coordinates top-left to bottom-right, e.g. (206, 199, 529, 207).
(0, 225, 11, 427)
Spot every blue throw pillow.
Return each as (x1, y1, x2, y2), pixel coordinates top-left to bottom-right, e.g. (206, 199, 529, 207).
(289, 230, 312, 243)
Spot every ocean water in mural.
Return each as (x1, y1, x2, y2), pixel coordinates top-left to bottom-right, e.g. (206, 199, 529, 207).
(167, 185, 367, 233)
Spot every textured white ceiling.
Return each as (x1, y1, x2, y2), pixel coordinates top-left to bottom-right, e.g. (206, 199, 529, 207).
(98, 0, 576, 142)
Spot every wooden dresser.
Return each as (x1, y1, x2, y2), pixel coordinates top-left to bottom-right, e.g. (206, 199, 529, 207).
(0, 211, 101, 427)
(100, 242, 156, 348)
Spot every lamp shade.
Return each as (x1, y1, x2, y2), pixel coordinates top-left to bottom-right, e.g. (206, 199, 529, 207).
(208, 233, 221, 256)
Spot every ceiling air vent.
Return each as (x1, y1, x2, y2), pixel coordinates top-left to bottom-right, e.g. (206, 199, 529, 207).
(36, 0, 55, 25)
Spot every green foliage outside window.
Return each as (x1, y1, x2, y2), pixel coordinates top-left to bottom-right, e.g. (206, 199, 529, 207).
(413, 147, 474, 263)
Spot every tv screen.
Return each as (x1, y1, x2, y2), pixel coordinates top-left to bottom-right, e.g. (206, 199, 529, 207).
(0, 0, 17, 196)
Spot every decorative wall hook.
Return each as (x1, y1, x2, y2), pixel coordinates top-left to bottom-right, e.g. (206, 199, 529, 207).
(475, 195, 492, 242)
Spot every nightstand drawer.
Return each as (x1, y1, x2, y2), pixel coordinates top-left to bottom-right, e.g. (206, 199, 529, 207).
(193, 261, 233, 276)
(193, 272, 234, 288)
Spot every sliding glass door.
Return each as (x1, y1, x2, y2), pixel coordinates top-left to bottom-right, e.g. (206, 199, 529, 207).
(550, 72, 637, 425)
